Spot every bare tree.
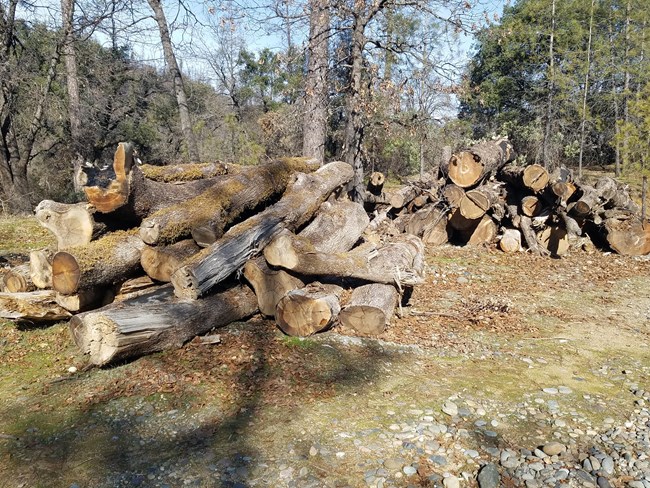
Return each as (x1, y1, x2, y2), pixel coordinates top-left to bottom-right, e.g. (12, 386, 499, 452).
(61, 0, 83, 156)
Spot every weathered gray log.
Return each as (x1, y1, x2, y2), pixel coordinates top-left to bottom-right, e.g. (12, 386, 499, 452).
(391, 185, 423, 209)
(171, 161, 354, 299)
(299, 200, 369, 253)
(141, 240, 201, 283)
(0, 290, 71, 321)
(140, 158, 318, 246)
(405, 205, 449, 246)
(51, 231, 145, 295)
(339, 283, 399, 335)
(444, 138, 516, 188)
(69, 284, 258, 366)
(275, 283, 343, 337)
(520, 216, 551, 256)
(34, 200, 106, 249)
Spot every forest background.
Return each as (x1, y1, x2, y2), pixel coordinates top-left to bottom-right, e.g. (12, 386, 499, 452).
(0, 0, 648, 214)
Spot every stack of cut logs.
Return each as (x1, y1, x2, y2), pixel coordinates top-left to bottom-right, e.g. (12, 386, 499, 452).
(0, 143, 425, 366)
(384, 138, 649, 258)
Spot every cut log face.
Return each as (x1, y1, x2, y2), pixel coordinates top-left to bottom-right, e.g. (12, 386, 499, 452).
(171, 161, 354, 299)
(405, 205, 449, 246)
(538, 226, 569, 256)
(442, 184, 465, 208)
(339, 283, 399, 335)
(446, 138, 515, 188)
(243, 257, 304, 317)
(275, 283, 343, 337)
(367, 171, 385, 196)
(0, 290, 71, 321)
(69, 284, 258, 366)
(55, 287, 114, 313)
(521, 196, 543, 217)
(463, 215, 498, 246)
(141, 240, 200, 282)
(499, 228, 522, 253)
(140, 158, 319, 246)
(51, 231, 145, 295)
(460, 187, 498, 220)
(1, 264, 35, 293)
(500, 164, 549, 192)
(34, 200, 105, 250)
(81, 142, 134, 213)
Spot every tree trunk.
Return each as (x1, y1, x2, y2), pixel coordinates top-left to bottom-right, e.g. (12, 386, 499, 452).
(0, 290, 71, 322)
(243, 257, 304, 317)
(140, 158, 318, 246)
(141, 239, 201, 283)
(69, 284, 258, 366)
(275, 283, 342, 337)
(302, 0, 329, 162)
(339, 283, 399, 335)
(34, 200, 106, 249)
(51, 231, 145, 295)
(147, 0, 200, 162)
(61, 0, 82, 156)
(171, 161, 354, 299)
(140, 161, 234, 182)
(445, 138, 516, 188)
(543, 0, 556, 168)
(264, 233, 425, 287)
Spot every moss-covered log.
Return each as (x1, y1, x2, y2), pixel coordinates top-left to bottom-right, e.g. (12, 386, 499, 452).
(171, 161, 354, 299)
(140, 161, 236, 182)
(51, 230, 145, 295)
(69, 284, 258, 366)
(139, 158, 319, 246)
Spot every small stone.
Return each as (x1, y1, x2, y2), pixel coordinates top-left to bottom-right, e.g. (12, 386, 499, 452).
(477, 463, 500, 488)
(558, 386, 573, 394)
(67, 366, 77, 373)
(299, 467, 308, 477)
(602, 456, 614, 475)
(597, 477, 613, 488)
(443, 475, 460, 488)
(542, 442, 566, 456)
(403, 466, 417, 476)
(429, 455, 447, 466)
(543, 388, 559, 395)
(442, 401, 458, 417)
(384, 458, 405, 470)
(465, 449, 479, 458)
(309, 446, 318, 456)
(628, 482, 645, 488)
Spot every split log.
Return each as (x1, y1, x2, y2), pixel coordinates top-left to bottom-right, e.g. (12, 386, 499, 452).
(141, 158, 318, 246)
(55, 287, 114, 313)
(243, 257, 305, 317)
(538, 226, 569, 256)
(171, 161, 354, 299)
(264, 233, 425, 287)
(459, 184, 502, 220)
(69, 284, 258, 366)
(141, 240, 201, 282)
(499, 229, 522, 253)
(499, 164, 549, 192)
(140, 161, 234, 182)
(521, 195, 543, 217)
(34, 200, 106, 249)
(442, 184, 465, 208)
(299, 200, 369, 253)
(367, 171, 385, 196)
(29, 250, 53, 289)
(1, 264, 35, 293)
(339, 283, 399, 335)
(604, 216, 650, 256)
(0, 290, 71, 322)
(51, 231, 145, 295)
(79, 143, 216, 224)
(445, 138, 516, 188)
(275, 283, 343, 336)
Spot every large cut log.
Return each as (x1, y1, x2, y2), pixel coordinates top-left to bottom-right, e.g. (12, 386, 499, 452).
(339, 283, 399, 335)
(445, 138, 516, 188)
(459, 184, 502, 220)
(34, 200, 106, 249)
(141, 240, 201, 283)
(499, 164, 549, 192)
(299, 200, 369, 253)
(243, 257, 304, 317)
(78, 143, 216, 225)
(1, 264, 35, 293)
(141, 158, 318, 246)
(69, 284, 258, 366)
(499, 228, 522, 253)
(29, 250, 53, 289)
(51, 231, 145, 295)
(171, 161, 354, 299)
(140, 161, 234, 182)
(275, 283, 343, 337)
(604, 216, 650, 256)
(0, 290, 71, 322)
(264, 233, 425, 287)
(466, 215, 498, 246)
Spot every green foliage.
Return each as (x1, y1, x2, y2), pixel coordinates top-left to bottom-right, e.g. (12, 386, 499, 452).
(615, 82, 650, 175)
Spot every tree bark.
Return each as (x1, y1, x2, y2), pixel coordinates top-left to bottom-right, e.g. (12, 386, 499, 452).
(0, 290, 71, 322)
(141, 239, 200, 283)
(61, 0, 82, 156)
(339, 283, 398, 335)
(171, 161, 353, 299)
(69, 284, 258, 366)
(243, 257, 304, 317)
(51, 231, 145, 295)
(140, 158, 318, 246)
(302, 0, 329, 162)
(147, 0, 200, 162)
(34, 200, 106, 249)
(140, 161, 234, 182)
(445, 138, 516, 188)
(275, 283, 342, 337)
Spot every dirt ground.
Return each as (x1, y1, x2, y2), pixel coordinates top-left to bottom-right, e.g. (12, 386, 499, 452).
(1, 240, 649, 487)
